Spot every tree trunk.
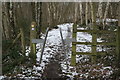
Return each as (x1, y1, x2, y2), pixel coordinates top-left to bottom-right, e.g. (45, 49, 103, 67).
(90, 2, 96, 24)
(103, 2, 110, 29)
(79, 2, 83, 25)
(16, 3, 26, 55)
(20, 28, 25, 54)
(10, 2, 16, 39)
(31, 2, 36, 21)
(4, 2, 11, 39)
(38, 2, 42, 37)
(85, 2, 88, 25)
(74, 3, 78, 23)
(97, 1, 103, 25)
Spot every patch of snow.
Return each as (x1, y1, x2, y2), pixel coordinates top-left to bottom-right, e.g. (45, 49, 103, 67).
(25, 46, 30, 56)
(0, 76, 5, 80)
(76, 44, 91, 52)
(7, 22, 114, 79)
(77, 32, 92, 42)
(96, 18, 118, 23)
(103, 66, 111, 70)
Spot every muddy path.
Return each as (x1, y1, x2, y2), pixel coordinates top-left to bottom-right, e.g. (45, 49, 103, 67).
(41, 45, 69, 80)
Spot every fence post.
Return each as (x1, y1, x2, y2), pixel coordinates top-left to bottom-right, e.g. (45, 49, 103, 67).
(91, 25, 97, 63)
(90, 2, 97, 63)
(71, 23, 77, 66)
(116, 26, 120, 63)
(30, 22, 37, 62)
(117, 1, 120, 64)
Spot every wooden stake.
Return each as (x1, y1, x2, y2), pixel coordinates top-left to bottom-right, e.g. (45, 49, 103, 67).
(71, 23, 77, 66)
(30, 22, 37, 61)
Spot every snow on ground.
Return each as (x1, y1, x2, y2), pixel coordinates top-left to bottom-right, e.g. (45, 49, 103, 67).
(1, 23, 115, 79)
(35, 23, 73, 71)
(96, 18, 118, 23)
(51, 23, 113, 78)
(20, 23, 113, 79)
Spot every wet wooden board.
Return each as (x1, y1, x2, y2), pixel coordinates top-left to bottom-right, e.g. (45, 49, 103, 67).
(32, 39, 44, 43)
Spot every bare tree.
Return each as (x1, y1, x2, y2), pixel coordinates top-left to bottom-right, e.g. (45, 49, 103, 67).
(97, 1, 103, 25)
(79, 2, 83, 25)
(85, 2, 88, 25)
(103, 1, 110, 29)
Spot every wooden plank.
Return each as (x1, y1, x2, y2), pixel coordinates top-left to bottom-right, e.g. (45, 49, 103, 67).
(77, 29, 116, 33)
(32, 39, 44, 43)
(96, 30, 116, 33)
(64, 38, 76, 44)
(73, 42, 116, 45)
(77, 30, 93, 32)
(76, 52, 106, 55)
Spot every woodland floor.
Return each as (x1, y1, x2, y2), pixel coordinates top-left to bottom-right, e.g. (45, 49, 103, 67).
(1, 23, 120, 80)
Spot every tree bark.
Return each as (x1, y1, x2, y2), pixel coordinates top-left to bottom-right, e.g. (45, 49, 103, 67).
(20, 28, 25, 54)
(79, 2, 83, 25)
(103, 2, 110, 29)
(16, 3, 26, 54)
(74, 3, 78, 23)
(97, 1, 103, 25)
(85, 2, 88, 25)
(4, 2, 11, 39)
(90, 2, 96, 24)
(31, 2, 36, 22)
(38, 2, 42, 37)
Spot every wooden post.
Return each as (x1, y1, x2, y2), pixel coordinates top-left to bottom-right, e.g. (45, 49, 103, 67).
(30, 22, 37, 62)
(116, 26, 120, 62)
(117, 1, 120, 62)
(71, 23, 77, 66)
(92, 31, 97, 63)
(90, 2, 97, 63)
